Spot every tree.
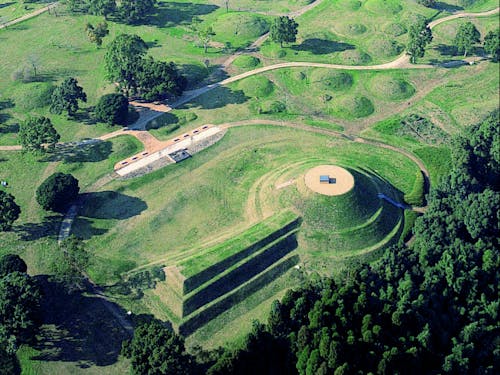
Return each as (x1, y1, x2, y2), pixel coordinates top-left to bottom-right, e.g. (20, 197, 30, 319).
(52, 235, 90, 291)
(417, 0, 436, 7)
(0, 192, 20, 231)
(87, 0, 116, 18)
(26, 54, 41, 79)
(122, 320, 195, 375)
(454, 22, 480, 57)
(36, 172, 79, 212)
(50, 77, 87, 116)
(18, 116, 60, 153)
(0, 272, 41, 353)
(118, 0, 156, 25)
(0, 255, 27, 276)
(483, 29, 499, 62)
(95, 93, 129, 125)
(105, 34, 148, 95)
(198, 26, 215, 53)
(407, 19, 433, 63)
(270, 16, 299, 48)
(85, 21, 109, 47)
(136, 57, 187, 101)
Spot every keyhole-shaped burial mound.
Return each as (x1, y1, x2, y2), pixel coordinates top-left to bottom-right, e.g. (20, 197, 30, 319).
(304, 165, 355, 196)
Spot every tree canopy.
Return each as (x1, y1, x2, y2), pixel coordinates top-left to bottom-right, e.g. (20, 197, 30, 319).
(0, 271, 41, 354)
(270, 16, 299, 48)
(0, 192, 21, 231)
(50, 77, 87, 116)
(483, 29, 499, 62)
(136, 57, 187, 101)
(18, 116, 60, 153)
(122, 320, 195, 375)
(105, 34, 186, 100)
(118, 0, 157, 25)
(85, 21, 109, 47)
(95, 93, 129, 125)
(454, 21, 481, 57)
(104, 34, 149, 95)
(36, 172, 80, 212)
(417, 0, 436, 7)
(407, 19, 433, 63)
(0, 255, 27, 276)
(52, 235, 90, 292)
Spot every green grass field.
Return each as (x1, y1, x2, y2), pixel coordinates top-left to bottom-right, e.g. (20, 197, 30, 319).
(0, 0, 498, 372)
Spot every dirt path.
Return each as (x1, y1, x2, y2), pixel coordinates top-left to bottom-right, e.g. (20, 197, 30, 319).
(0, 2, 58, 30)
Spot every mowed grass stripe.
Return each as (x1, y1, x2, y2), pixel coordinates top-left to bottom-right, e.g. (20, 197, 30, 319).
(179, 254, 300, 336)
(182, 230, 299, 316)
(180, 210, 299, 284)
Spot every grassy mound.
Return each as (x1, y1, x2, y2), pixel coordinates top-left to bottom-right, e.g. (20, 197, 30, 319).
(384, 22, 407, 37)
(368, 38, 403, 58)
(310, 70, 354, 91)
(238, 76, 274, 98)
(341, 50, 372, 65)
(290, 167, 404, 254)
(213, 13, 269, 47)
(232, 55, 261, 69)
(370, 76, 415, 101)
(343, 23, 368, 35)
(337, 0, 362, 11)
(334, 95, 375, 118)
(364, 0, 403, 14)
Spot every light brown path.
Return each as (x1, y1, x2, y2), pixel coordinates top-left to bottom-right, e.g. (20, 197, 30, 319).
(0, 2, 58, 30)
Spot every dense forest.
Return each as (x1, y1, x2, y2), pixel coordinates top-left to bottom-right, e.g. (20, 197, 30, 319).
(123, 111, 499, 374)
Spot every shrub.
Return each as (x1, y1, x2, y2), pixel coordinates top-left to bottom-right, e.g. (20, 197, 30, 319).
(370, 76, 415, 100)
(233, 55, 261, 68)
(261, 100, 286, 114)
(0, 254, 27, 276)
(0, 191, 21, 231)
(336, 96, 374, 118)
(95, 93, 129, 125)
(36, 173, 80, 212)
(310, 70, 353, 90)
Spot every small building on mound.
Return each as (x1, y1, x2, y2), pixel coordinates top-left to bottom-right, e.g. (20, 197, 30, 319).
(320, 175, 336, 184)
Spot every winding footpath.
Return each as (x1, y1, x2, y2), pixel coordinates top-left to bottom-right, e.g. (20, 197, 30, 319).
(0, 2, 58, 30)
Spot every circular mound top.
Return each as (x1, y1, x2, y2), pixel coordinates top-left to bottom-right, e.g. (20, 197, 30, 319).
(304, 165, 355, 196)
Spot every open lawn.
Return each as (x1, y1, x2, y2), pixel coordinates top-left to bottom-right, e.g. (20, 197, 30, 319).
(72, 125, 420, 285)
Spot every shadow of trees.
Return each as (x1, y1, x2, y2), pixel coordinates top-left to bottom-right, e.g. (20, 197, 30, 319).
(30, 277, 131, 368)
(149, 2, 218, 27)
(41, 140, 112, 163)
(182, 86, 248, 110)
(14, 215, 61, 241)
(0, 99, 15, 128)
(435, 44, 458, 56)
(432, 2, 463, 11)
(79, 191, 148, 220)
(0, 2, 15, 10)
(292, 39, 354, 55)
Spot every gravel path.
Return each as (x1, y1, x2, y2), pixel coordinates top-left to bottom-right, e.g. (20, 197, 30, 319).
(0, 2, 58, 30)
